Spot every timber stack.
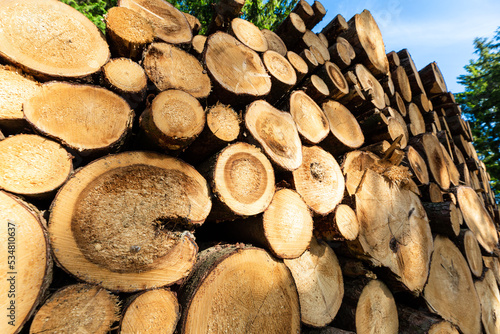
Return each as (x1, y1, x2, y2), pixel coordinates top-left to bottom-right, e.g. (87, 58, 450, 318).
(0, 0, 499, 333)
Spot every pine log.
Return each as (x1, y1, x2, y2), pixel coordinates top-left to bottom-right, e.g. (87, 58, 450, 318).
(292, 0, 315, 27)
(287, 51, 309, 82)
(422, 201, 461, 237)
(305, 1, 327, 30)
(391, 91, 407, 117)
(439, 142, 461, 187)
(262, 50, 297, 103)
(0, 0, 110, 80)
(288, 90, 330, 144)
(415, 92, 432, 113)
(118, 0, 192, 45)
(316, 62, 349, 99)
(284, 238, 343, 327)
(407, 102, 426, 136)
(230, 18, 268, 52)
(320, 100, 364, 155)
(275, 13, 306, 49)
(310, 45, 326, 65)
(321, 14, 349, 45)
(391, 66, 412, 102)
(303, 75, 330, 102)
(419, 62, 448, 98)
(397, 49, 426, 95)
(0, 191, 52, 334)
(23, 82, 133, 157)
(339, 84, 367, 111)
(101, 58, 147, 108)
(456, 229, 484, 278)
(207, 0, 245, 34)
(423, 235, 482, 334)
(341, 10, 389, 78)
(0, 134, 72, 197)
(204, 32, 272, 106)
(143, 43, 211, 99)
(104, 7, 154, 60)
(180, 103, 241, 165)
(139, 89, 205, 152)
(314, 204, 360, 241)
(297, 30, 331, 63)
(199, 142, 275, 221)
(386, 51, 400, 70)
(49, 151, 211, 291)
(318, 32, 329, 48)
(262, 29, 287, 56)
(120, 288, 179, 334)
(474, 269, 500, 334)
(30, 284, 120, 334)
(328, 38, 354, 70)
(300, 48, 319, 73)
(379, 74, 395, 97)
(292, 145, 345, 215)
(405, 145, 430, 185)
(419, 182, 444, 203)
(178, 245, 301, 333)
(456, 186, 499, 254)
(0, 66, 41, 132)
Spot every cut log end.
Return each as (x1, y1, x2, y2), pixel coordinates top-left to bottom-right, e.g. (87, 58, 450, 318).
(231, 18, 268, 52)
(289, 90, 330, 144)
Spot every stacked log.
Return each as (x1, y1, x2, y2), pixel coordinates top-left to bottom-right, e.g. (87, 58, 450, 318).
(0, 0, 499, 333)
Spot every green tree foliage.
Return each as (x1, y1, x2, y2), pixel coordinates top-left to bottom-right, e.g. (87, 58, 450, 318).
(456, 28, 500, 202)
(60, 0, 117, 32)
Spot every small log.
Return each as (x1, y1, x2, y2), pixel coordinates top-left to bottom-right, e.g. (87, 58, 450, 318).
(302, 74, 330, 103)
(104, 7, 154, 60)
(329, 37, 355, 70)
(386, 51, 400, 70)
(407, 102, 426, 136)
(191, 34, 207, 57)
(310, 45, 326, 65)
(419, 182, 444, 203)
(23, 82, 133, 157)
(120, 289, 179, 334)
(207, 0, 245, 34)
(292, 0, 315, 26)
(230, 18, 268, 52)
(483, 256, 500, 286)
(101, 58, 147, 108)
(355, 63, 386, 110)
(321, 14, 349, 45)
(143, 43, 211, 99)
(287, 51, 309, 83)
(422, 201, 461, 237)
(288, 90, 330, 144)
(474, 269, 500, 334)
(419, 62, 448, 98)
(391, 91, 407, 117)
(30, 284, 120, 334)
(397, 49, 426, 95)
(456, 229, 484, 278)
(391, 66, 412, 102)
(314, 204, 360, 241)
(306, 1, 327, 30)
(184, 12, 202, 34)
(292, 145, 345, 215)
(397, 304, 459, 334)
(414, 92, 432, 113)
(299, 48, 319, 73)
(384, 107, 409, 149)
(379, 74, 395, 97)
(318, 32, 329, 48)
(139, 89, 205, 152)
(297, 30, 331, 62)
(284, 238, 344, 327)
(405, 145, 430, 185)
(262, 50, 297, 103)
(275, 13, 306, 49)
(178, 245, 301, 333)
(262, 29, 287, 56)
(316, 62, 349, 99)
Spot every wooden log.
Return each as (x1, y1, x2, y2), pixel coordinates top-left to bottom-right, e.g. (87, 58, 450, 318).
(284, 238, 343, 327)
(178, 245, 301, 333)
(483, 256, 500, 286)
(0, 134, 72, 197)
(288, 90, 330, 144)
(456, 229, 484, 278)
(292, 0, 315, 27)
(262, 29, 287, 56)
(23, 82, 133, 157)
(419, 182, 444, 203)
(104, 6, 154, 60)
(191, 34, 207, 57)
(339, 83, 367, 111)
(316, 62, 349, 99)
(120, 289, 179, 334)
(230, 18, 268, 52)
(207, 0, 245, 34)
(329, 37, 355, 70)
(384, 107, 409, 149)
(397, 304, 459, 334)
(318, 32, 329, 48)
(299, 48, 319, 73)
(302, 74, 330, 103)
(139, 89, 205, 152)
(474, 269, 500, 334)
(310, 45, 326, 65)
(354, 63, 386, 110)
(419, 62, 448, 98)
(423, 235, 482, 334)
(397, 49, 426, 95)
(422, 201, 461, 237)
(341, 10, 389, 78)
(414, 92, 432, 113)
(305, 1, 327, 30)
(262, 50, 297, 103)
(275, 13, 306, 49)
(296, 30, 331, 62)
(49, 151, 211, 291)
(405, 145, 430, 185)
(119, 0, 192, 45)
(314, 204, 360, 241)
(407, 102, 426, 136)
(287, 51, 309, 83)
(292, 145, 345, 215)
(204, 32, 271, 106)
(0, 0, 110, 80)
(0, 191, 52, 334)
(379, 74, 395, 97)
(143, 43, 211, 99)
(321, 14, 349, 45)
(386, 51, 400, 70)
(391, 91, 407, 117)
(200, 142, 275, 221)
(184, 12, 202, 35)
(391, 66, 412, 102)
(101, 58, 147, 108)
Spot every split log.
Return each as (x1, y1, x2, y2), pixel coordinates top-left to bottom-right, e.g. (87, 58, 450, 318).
(262, 29, 287, 56)
(143, 43, 211, 99)
(101, 58, 147, 108)
(474, 269, 500, 334)
(0, 134, 72, 197)
(0, 191, 52, 334)
(397, 49, 425, 95)
(287, 51, 309, 82)
(288, 90, 330, 144)
(30, 284, 120, 334)
(284, 238, 344, 327)
(422, 201, 461, 238)
(245, 100, 302, 171)
(314, 204, 360, 241)
(199, 142, 275, 221)
(419, 62, 448, 98)
(275, 13, 306, 49)
(139, 89, 205, 152)
(423, 235, 482, 334)
(0, 0, 110, 80)
(49, 151, 211, 291)
(321, 14, 349, 45)
(457, 229, 484, 278)
(23, 82, 133, 157)
(292, 145, 345, 215)
(178, 245, 301, 333)
(120, 288, 179, 334)
(104, 7, 154, 60)
(230, 18, 268, 52)
(262, 50, 297, 103)
(316, 62, 349, 99)
(204, 32, 271, 106)
(118, 0, 192, 45)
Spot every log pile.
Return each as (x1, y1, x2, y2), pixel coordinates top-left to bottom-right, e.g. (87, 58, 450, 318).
(0, 0, 499, 333)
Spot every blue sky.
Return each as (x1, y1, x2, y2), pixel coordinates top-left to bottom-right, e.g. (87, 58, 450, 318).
(312, 0, 500, 93)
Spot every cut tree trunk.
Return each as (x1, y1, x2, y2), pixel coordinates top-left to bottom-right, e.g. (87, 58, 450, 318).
(287, 51, 309, 82)
(275, 13, 307, 50)
(407, 102, 426, 136)
(315, 61, 349, 99)
(120, 288, 180, 334)
(191, 35, 207, 57)
(305, 1, 327, 30)
(262, 29, 287, 56)
(230, 18, 268, 53)
(139, 89, 205, 152)
(313, 204, 360, 241)
(292, 0, 315, 27)
(0, 191, 52, 334)
(245, 100, 303, 171)
(207, 0, 245, 34)
(284, 238, 344, 327)
(303, 74, 330, 102)
(422, 201, 461, 238)
(49, 151, 211, 292)
(483, 256, 500, 286)
(29, 284, 120, 334)
(474, 269, 500, 334)
(0, 0, 110, 80)
(419, 62, 448, 98)
(423, 235, 482, 334)
(104, 6, 154, 61)
(178, 245, 301, 333)
(391, 66, 412, 102)
(204, 32, 272, 106)
(0, 134, 72, 197)
(397, 49, 426, 95)
(199, 142, 275, 221)
(184, 12, 201, 34)
(288, 90, 330, 144)
(328, 37, 354, 70)
(397, 304, 459, 334)
(23, 82, 133, 157)
(321, 14, 349, 45)
(292, 145, 345, 215)
(457, 229, 484, 278)
(118, 0, 192, 45)
(143, 43, 211, 99)
(262, 50, 297, 103)
(300, 48, 319, 73)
